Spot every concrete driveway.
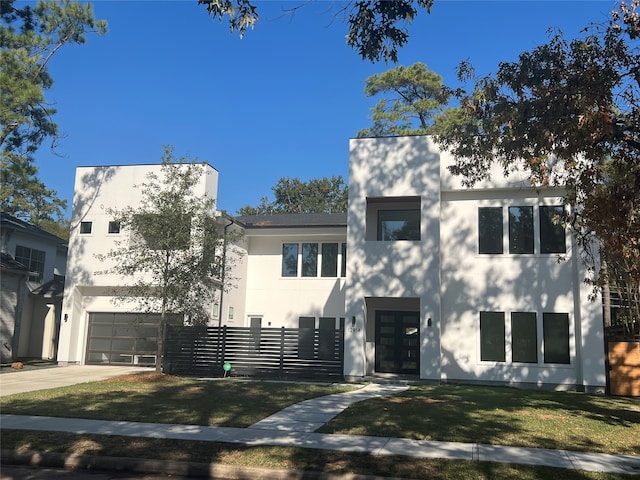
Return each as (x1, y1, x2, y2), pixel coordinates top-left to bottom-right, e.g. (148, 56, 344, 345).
(0, 365, 151, 397)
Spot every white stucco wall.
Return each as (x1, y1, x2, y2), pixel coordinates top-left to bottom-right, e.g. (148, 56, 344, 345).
(345, 136, 442, 379)
(243, 228, 347, 328)
(58, 163, 219, 364)
(345, 135, 605, 390)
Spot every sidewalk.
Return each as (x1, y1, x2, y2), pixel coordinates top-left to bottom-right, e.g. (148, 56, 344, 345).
(1, 367, 639, 476)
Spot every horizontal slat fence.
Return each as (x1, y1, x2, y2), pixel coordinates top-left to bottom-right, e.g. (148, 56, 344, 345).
(164, 322, 344, 380)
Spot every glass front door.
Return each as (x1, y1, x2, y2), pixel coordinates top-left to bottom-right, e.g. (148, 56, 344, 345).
(374, 311, 420, 374)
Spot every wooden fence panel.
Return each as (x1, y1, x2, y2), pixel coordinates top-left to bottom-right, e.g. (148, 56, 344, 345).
(608, 341, 640, 397)
(164, 324, 344, 379)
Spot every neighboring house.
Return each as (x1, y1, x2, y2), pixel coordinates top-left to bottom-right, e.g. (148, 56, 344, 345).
(0, 213, 67, 362)
(56, 136, 606, 392)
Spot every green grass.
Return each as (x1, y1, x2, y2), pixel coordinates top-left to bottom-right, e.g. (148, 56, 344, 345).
(0, 374, 354, 427)
(2, 375, 639, 478)
(318, 384, 640, 455)
(0, 430, 633, 480)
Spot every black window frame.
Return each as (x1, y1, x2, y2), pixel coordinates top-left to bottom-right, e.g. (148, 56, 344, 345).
(281, 243, 299, 277)
(539, 206, 566, 254)
(80, 221, 93, 235)
(479, 311, 506, 362)
(478, 207, 504, 254)
(377, 209, 421, 241)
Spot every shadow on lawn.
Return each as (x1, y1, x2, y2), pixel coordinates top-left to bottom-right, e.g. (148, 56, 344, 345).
(0, 379, 348, 428)
(320, 384, 640, 455)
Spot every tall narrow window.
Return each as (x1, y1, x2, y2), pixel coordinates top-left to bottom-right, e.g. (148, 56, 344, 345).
(377, 209, 420, 240)
(509, 206, 534, 254)
(540, 206, 566, 254)
(321, 243, 338, 277)
(543, 313, 570, 364)
(281, 243, 298, 277)
(511, 312, 538, 363)
(302, 243, 318, 277)
(341, 243, 347, 277)
(478, 207, 503, 254)
(480, 311, 505, 361)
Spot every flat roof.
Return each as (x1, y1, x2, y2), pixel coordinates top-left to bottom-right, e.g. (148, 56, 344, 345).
(235, 213, 347, 229)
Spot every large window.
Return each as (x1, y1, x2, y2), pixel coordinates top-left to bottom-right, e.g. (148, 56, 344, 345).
(378, 209, 421, 241)
(282, 242, 346, 278)
(479, 311, 570, 364)
(282, 243, 298, 277)
(540, 206, 566, 253)
(543, 313, 570, 364)
(509, 206, 534, 254)
(14, 245, 46, 282)
(302, 243, 318, 277)
(479, 205, 564, 255)
(478, 207, 503, 254)
(480, 311, 506, 361)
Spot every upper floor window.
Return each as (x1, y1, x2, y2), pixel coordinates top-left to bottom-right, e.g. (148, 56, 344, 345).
(321, 243, 338, 277)
(15, 245, 46, 282)
(478, 207, 503, 254)
(282, 243, 298, 277)
(80, 221, 92, 234)
(378, 209, 421, 241)
(366, 196, 421, 241)
(478, 205, 566, 255)
(281, 242, 346, 278)
(509, 206, 534, 254)
(302, 243, 318, 277)
(108, 221, 121, 234)
(539, 206, 566, 253)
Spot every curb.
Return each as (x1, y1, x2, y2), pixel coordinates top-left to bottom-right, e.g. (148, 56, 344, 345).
(1, 449, 411, 480)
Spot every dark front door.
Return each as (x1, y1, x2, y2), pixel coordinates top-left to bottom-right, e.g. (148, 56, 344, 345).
(375, 311, 420, 374)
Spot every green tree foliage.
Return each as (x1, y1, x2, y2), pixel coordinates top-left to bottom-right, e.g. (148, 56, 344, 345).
(0, 0, 106, 228)
(97, 147, 243, 372)
(237, 176, 347, 215)
(436, 2, 640, 327)
(199, 0, 433, 63)
(357, 62, 454, 137)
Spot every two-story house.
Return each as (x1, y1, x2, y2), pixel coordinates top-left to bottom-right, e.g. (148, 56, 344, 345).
(56, 136, 606, 392)
(1, 213, 67, 362)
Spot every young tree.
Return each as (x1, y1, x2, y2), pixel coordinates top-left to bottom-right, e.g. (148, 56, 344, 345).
(1, 0, 106, 226)
(357, 62, 453, 137)
(237, 176, 347, 215)
(199, 0, 433, 63)
(435, 1, 640, 329)
(97, 147, 242, 373)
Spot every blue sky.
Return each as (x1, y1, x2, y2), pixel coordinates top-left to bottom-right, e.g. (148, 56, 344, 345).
(34, 0, 616, 216)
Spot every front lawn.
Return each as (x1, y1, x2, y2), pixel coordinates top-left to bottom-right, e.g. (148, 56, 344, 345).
(0, 373, 354, 427)
(319, 384, 640, 455)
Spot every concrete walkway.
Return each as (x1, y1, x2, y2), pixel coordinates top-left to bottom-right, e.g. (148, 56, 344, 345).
(1, 366, 639, 476)
(0, 365, 149, 396)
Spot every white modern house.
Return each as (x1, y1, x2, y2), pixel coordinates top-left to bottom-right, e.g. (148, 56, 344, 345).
(1, 213, 67, 362)
(57, 135, 606, 392)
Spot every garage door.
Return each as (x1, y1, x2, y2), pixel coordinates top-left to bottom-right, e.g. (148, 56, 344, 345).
(86, 313, 161, 366)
